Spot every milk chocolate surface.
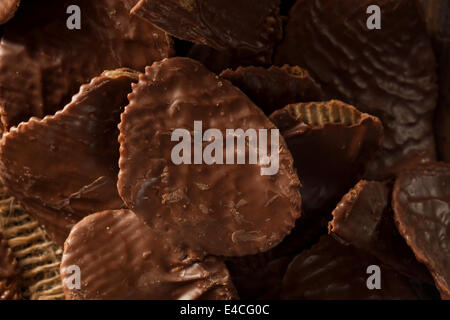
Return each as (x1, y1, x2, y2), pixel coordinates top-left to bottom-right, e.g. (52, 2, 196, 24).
(226, 255, 291, 300)
(270, 101, 383, 215)
(0, 0, 172, 130)
(0, 69, 139, 245)
(187, 44, 270, 74)
(330, 180, 432, 283)
(0, 232, 21, 300)
(275, 0, 438, 179)
(132, 0, 282, 63)
(393, 163, 450, 299)
(118, 57, 302, 257)
(0, 0, 19, 24)
(220, 65, 324, 115)
(61, 209, 237, 300)
(281, 236, 418, 300)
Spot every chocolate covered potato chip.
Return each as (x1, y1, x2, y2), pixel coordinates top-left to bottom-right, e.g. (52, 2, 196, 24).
(0, 232, 21, 300)
(0, 0, 172, 130)
(0, 0, 19, 24)
(329, 180, 432, 284)
(132, 0, 282, 64)
(281, 236, 419, 300)
(220, 65, 324, 115)
(61, 209, 237, 300)
(0, 69, 139, 245)
(118, 57, 302, 257)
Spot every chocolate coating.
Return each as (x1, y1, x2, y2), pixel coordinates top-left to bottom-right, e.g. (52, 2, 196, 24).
(226, 255, 291, 300)
(0, 0, 19, 24)
(329, 180, 432, 284)
(132, 0, 282, 63)
(270, 101, 383, 215)
(275, 0, 438, 179)
(220, 65, 324, 115)
(0, 69, 139, 245)
(61, 209, 237, 300)
(281, 236, 419, 300)
(187, 44, 269, 74)
(0, 0, 172, 130)
(0, 232, 21, 300)
(118, 57, 302, 257)
(393, 162, 450, 299)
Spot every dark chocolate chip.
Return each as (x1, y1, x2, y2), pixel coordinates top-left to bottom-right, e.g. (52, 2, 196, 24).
(220, 65, 324, 115)
(61, 209, 238, 300)
(275, 0, 438, 179)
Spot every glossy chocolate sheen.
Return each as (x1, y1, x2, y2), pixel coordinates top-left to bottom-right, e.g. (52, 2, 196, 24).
(131, 0, 282, 62)
(61, 209, 238, 300)
(281, 236, 419, 300)
(270, 101, 383, 215)
(0, 0, 19, 24)
(0, 0, 172, 130)
(220, 65, 324, 115)
(0, 69, 139, 246)
(393, 163, 450, 299)
(275, 0, 438, 179)
(330, 180, 432, 284)
(118, 57, 302, 257)
(0, 232, 21, 300)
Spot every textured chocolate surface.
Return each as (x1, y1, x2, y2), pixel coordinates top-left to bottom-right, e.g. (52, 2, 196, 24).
(61, 209, 237, 300)
(0, 232, 21, 300)
(275, 0, 438, 179)
(118, 57, 302, 257)
(0, 0, 19, 24)
(330, 180, 432, 284)
(0, 69, 139, 246)
(220, 65, 324, 115)
(187, 44, 269, 74)
(393, 163, 450, 299)
(0, 0, 172, 130)
(270, 101, 383, 215)
(281, 236, 418, 300)
(132, 0, 282, 63)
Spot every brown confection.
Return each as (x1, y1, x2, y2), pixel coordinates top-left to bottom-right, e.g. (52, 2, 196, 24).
(0, 69, 139, 245)
(118, 57, 302, 257)
(281, 236, 419, 300)
(0, 0, 172, 130)
(275, 0, 438, 179)
(393, 162, 450, 299)
(220, 65, 324, 115)
(187, 44, 269, 74)
(270, 101, 383, 215)
(131, 0, 282, 63)
(0, 232, 21, 300)
(61, 209, 238, 300)
(329, 180, 432, 284)
(420, 0, 450, 161)
(0, 0, 19, 24)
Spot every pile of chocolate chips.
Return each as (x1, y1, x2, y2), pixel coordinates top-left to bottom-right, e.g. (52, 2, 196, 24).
(0, 0, 448, 300)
